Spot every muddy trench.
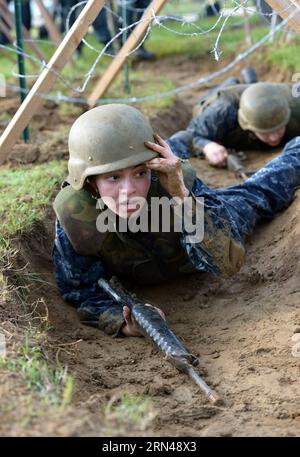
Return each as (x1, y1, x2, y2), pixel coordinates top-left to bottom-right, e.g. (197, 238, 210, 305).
(2, 58, 300, 436)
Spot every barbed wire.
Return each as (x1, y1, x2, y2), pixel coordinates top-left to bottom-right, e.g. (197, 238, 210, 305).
(97, 0, 293, 18)
(2, 0, 276, 93)
(0, 1, 298, 104)
(0, 3, 239, 92)
(238, 0, 294, 17)
(0, 42, 86, 92)
(212, 0, 248, 60)
(1, 9, 296, 107)
(108, 0, 296, 19)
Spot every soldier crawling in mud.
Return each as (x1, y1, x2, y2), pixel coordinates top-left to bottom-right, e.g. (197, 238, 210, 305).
(53, 104, 300, 338)
(168, 81, 300, 167)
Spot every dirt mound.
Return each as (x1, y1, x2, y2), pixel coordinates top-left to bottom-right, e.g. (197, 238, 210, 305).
(2, 58, 300, 435)
(1, 92, 191, 166)
(1, 54, 285, 167)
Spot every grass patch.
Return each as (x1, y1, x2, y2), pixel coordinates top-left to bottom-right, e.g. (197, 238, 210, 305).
(0, 160, 66, 252)
(0, 111, 11, 124)
(0, 334, 74, 409)
(103, 392, 156, 436)
(266, 35, 300, 72)
(104, 68, 176, 111)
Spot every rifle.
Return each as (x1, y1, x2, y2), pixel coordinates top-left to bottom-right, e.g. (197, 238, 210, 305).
(99, 278, 219, 404)
(227, 151, 256, 180)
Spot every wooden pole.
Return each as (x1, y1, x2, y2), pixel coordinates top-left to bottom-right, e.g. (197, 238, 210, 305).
(269, 12, 277, 42)
(35, 0, 62, 45)
(0, 0, 106, 164)
(243, 6, 252, 46)
(87, 0, 168, 107)
(0, 16, 13, 42)
(264, 0, 300, 34)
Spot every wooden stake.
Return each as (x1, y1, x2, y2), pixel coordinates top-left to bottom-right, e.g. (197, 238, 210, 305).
(35, 0, 62, 45)
(0, 0, 106, 164)
(87, 0, 168, 107)
(0, 16, 13, 42)
(264, 0, 300, 34)
(243, 6, 252, 46)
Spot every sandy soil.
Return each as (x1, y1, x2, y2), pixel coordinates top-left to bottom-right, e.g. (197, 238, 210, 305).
(1, 57, 300, 436)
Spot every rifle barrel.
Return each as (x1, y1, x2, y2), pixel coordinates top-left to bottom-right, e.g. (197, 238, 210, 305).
(98, 278, 220, 403)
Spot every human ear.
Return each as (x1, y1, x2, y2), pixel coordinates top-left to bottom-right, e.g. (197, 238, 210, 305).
(87, 177, 100, 198)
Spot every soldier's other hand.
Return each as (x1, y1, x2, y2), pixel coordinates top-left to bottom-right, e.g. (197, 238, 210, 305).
(203, 142, 228, 168)
(121, 304, 166, 337)
(145, 134, 189, 202)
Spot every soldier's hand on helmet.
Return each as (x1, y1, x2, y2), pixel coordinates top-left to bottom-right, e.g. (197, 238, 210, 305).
(203, 142, 228, 168)
(121, 304, 165, 337)
(145, 134, 189, 202)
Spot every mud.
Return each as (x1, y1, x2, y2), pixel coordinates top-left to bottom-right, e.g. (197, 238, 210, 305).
(0, 91, 191, 165)
(10, 156, 300, 437)
(1, 58, 300, 436)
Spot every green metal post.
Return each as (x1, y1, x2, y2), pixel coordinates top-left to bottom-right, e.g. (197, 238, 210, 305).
(14, 0, 30, 142)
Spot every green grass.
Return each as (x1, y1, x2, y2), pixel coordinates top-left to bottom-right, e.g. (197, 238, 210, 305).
(105, 69, 176, 111)
(0, 335, 74, 409)
(0, 161, 76, 434)
(0, 160, 66, 251)
(103, 392, 155, 435)
(163, 0, 205, 16)
(266, 35, 300, 71)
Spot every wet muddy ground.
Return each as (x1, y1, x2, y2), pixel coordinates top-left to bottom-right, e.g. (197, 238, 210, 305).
(1, 57, 300, 436)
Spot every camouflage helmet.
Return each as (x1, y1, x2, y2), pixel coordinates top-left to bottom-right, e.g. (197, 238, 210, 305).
(68, 104, 158, 190)
(238, 83, 291, 133)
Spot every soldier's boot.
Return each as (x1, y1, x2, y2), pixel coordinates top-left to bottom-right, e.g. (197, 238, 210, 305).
(135, 45, 156, 61)
(240, 67, 258, 84)
(197, 76, 240, 104)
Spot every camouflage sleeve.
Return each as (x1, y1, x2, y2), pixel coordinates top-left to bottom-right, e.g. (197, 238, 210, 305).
(180, 137, 300, 277)
(179, 185, 246, 277)
(166, 130, 194, 159)
(52, 220, 125, 337)
(188, 99, 238, 153)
